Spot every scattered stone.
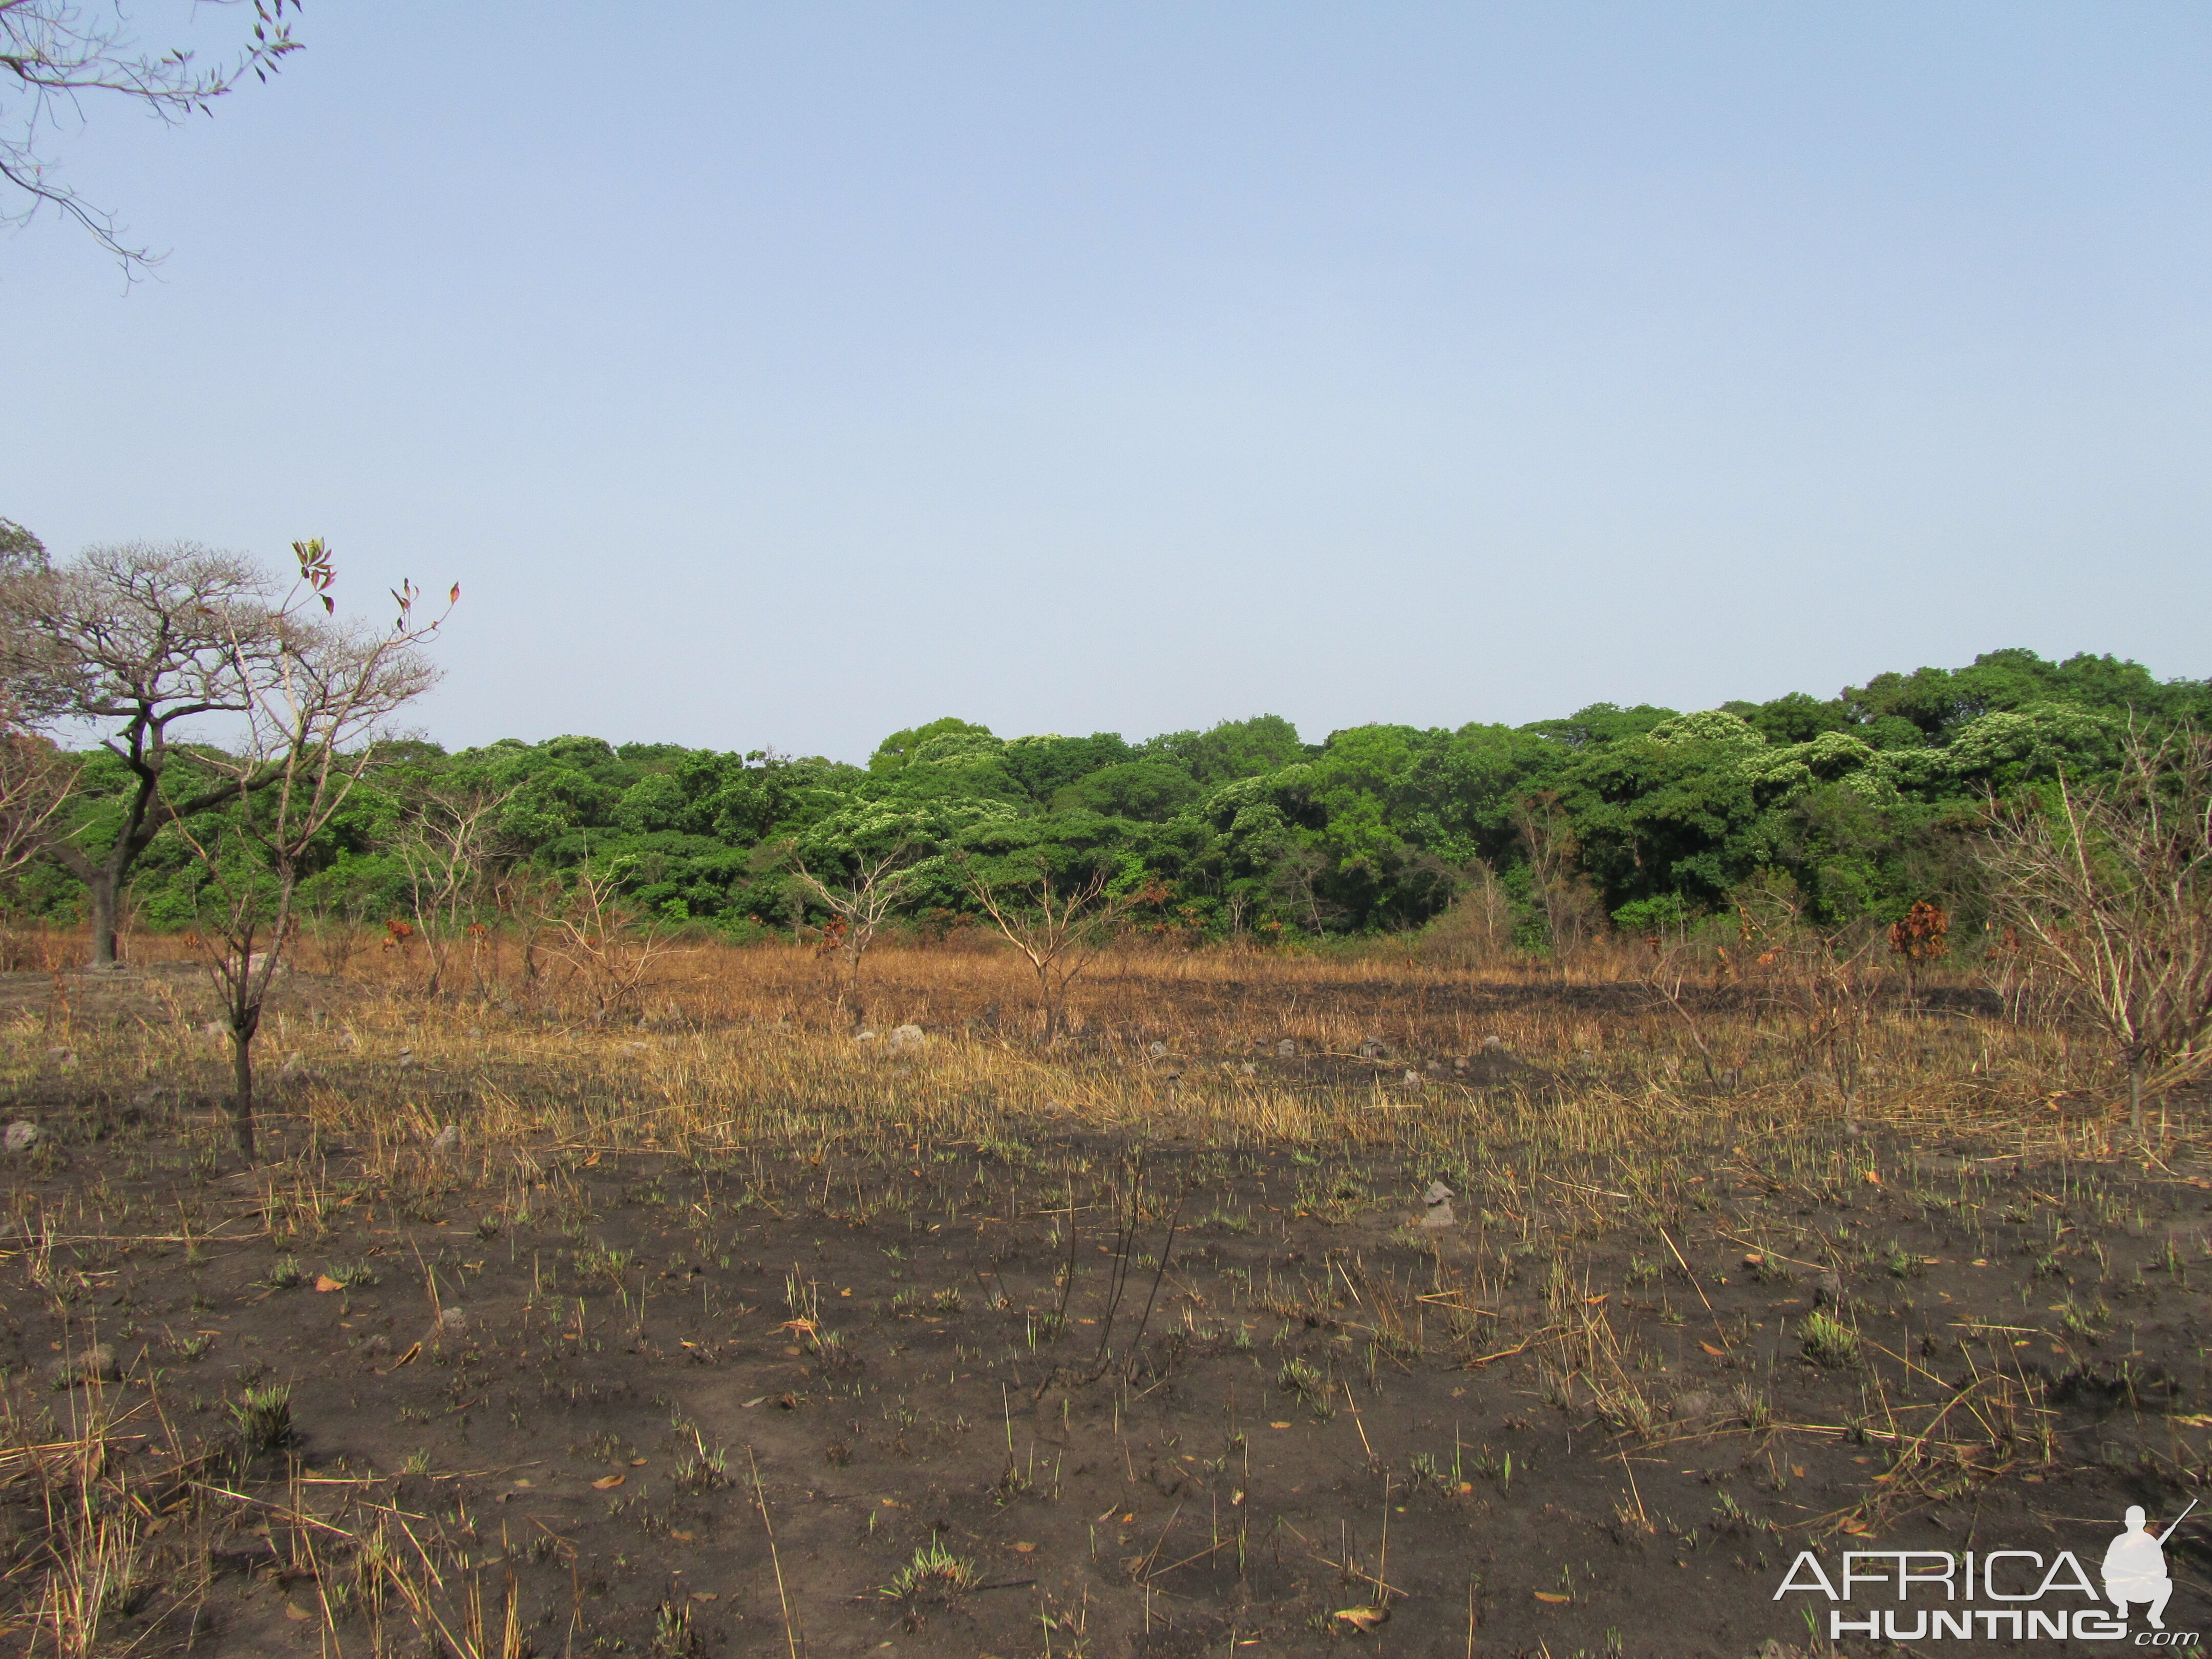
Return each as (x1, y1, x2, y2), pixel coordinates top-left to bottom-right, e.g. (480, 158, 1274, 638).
(436, 1306, 467, 1332)
(883, 1025, 927, 1057)
(4, 1121, 40, 1154)
(202, 1020, 227, 1043)
(1672, 1389, 1718, 1422)
(855, 1030, 877, 1044)
(1419, 1180, 1455, 1228)
(1452, 1055, 1469, 1072)
(467, 1026, 485, 1040)
(1276, 1038, 1298, 1058)
(1240, 1062, 1258, 1078)
(46, 1046, 75, 1067)
(622, 1041, 651, 1055)
(499, 1001, 521, 1018)
(1401, 1070, 1423, 1088)
(1482, 1035, 1503, 1050)
(1813, 1270, 1844, 1308)
(336, 1030, 361, 1051)
(397, 1048, 416, 1068)
(47, 1344, 120, 1387)
(1147, 1041, 1169, 1059)
(1357, 1037, 1388, 1060)
(279, 1052, 310, 1082)
(430, 1123, 460, 1157)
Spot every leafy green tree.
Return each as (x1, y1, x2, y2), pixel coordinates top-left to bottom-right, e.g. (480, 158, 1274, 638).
(1140, 714, 1308, 784)
(1002, 732, 1135, 804)
(869, 716, 994, 774)
(1050, 759, 1199, 822)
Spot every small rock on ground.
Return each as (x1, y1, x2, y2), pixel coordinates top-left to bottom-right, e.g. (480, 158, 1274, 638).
(47, 1344, 120, 1386)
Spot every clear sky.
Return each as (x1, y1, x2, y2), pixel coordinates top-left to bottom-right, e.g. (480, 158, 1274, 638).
(6, 3, 2208, 762)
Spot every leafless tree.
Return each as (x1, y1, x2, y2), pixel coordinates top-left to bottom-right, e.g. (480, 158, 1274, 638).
(1514, 792, 1604, 958)
(0, 697, 74, 879)
(1417, 860, 1516, 968)
(533, 862, 672, 1027)
(963, 857, 1135, 1042)
(788, 841, 926, 1027)
(172, 540, 450, 1159)
(0, 540, 293, 966)
(3, 0, 303, 271)
(1265, 842, 1336, 935)
(1975, 730, 2212, 1136)
(395, 780, 515, 999)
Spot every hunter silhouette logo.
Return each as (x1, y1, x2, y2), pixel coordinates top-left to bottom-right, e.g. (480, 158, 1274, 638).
(2106, 1501, 2192, 1631)
(1774, 1502, 2199, 1644)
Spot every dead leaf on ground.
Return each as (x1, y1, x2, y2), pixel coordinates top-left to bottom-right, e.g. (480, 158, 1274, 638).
(592, 1474, 625, 1490)
(313, 1275, 345, 1293)
(284, 1604, 311, 1621)
(1534, 1590, 1571, 1604)
(1333, 1606, 1388, 1632)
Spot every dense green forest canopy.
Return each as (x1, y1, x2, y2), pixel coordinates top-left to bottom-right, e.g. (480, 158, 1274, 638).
(14, 648, 2209, 946)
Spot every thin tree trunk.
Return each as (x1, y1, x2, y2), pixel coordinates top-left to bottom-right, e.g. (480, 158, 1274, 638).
(228, 1007, 261, 1160)
(2130, 1062, 2143, 1139)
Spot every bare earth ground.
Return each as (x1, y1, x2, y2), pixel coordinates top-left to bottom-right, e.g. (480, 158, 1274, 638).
(0, 945, 2207, 1659)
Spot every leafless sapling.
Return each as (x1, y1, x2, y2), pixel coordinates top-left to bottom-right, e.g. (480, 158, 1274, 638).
(788, 840, 927, 1027)
(171, 540, 451, 1159)
(963, 855, 1135, 1043)
(1975, 730, 2212, 1136)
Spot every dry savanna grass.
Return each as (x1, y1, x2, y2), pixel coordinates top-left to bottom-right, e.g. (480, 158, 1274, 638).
(0, 927, 2205, 1657)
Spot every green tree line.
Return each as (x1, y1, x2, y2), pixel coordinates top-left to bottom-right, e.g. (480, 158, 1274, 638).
(10, 642, 2204, 952)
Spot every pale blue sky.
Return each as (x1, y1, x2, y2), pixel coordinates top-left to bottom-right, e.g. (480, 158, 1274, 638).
(7, 4, 2209, 760)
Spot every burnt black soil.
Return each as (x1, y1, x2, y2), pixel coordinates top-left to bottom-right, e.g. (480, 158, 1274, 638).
(4, 1078, 2210, 1659)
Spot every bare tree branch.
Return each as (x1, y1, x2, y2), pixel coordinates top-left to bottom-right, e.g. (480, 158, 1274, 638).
(1, 0, 304, 271)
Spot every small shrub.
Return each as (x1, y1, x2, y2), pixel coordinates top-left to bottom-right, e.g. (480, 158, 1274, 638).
(880, 1537, 977, 1600)
(1278, 1358, 1323, 1395)
(1799, 1310, 1860, 1368)
(230, 1383, 295, 1452)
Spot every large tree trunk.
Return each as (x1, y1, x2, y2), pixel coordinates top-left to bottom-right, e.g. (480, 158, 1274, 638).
(87, 867, 121, 968)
